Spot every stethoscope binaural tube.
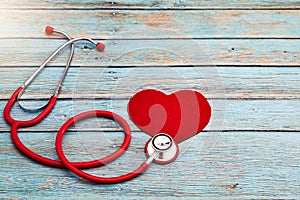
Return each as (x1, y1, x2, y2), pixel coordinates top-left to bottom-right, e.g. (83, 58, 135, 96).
(17, 26, 75, 112)
(4, 36, 105, 126)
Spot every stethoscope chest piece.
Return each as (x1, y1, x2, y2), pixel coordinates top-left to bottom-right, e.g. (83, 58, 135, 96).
(145, 133, 179, 164)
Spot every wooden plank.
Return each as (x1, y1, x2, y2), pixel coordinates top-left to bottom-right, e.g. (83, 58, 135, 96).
(0, 39, 299, 66)
(1, 99, 299, 132)
(0, 132, 299, 199)
(0, 10, 299, 39)
(1, 0, 300, 9)
(0, 67, 300, 99)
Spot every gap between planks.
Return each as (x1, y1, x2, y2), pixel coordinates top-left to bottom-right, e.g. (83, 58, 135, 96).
(1, 0, 300, 10)
(1, 7, 300, 11)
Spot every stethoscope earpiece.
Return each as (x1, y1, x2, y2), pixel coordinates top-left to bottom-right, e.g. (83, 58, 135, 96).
(45, 25, 55, 34)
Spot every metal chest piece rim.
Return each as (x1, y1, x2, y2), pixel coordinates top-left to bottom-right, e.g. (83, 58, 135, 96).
(145, 133, 179, 164)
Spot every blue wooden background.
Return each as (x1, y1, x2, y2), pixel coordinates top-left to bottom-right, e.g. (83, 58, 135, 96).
(0, 1, 299, 199)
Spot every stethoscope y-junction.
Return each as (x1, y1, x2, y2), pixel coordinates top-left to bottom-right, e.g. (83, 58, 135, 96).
(4, 26, 211, 184)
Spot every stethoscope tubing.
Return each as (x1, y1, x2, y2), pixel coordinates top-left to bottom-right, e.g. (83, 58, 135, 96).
(55, 110, 150, 184)
(4, 86, 133, 170)
(4, 87, 57, 126)
(17, 27, 75, 113)
(10, 109, 132, 169)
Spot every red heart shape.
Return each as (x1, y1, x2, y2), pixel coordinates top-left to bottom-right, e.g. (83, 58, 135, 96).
(128, 89, 211, 143)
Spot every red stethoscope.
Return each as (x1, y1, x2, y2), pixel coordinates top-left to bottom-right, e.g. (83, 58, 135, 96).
(3, 26, 180, 184)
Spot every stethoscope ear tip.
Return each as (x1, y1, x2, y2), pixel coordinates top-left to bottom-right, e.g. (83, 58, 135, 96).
(96, 42, 105, 51)
(45, 26, 54, 34)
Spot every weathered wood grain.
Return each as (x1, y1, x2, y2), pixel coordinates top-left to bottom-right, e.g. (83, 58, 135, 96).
(0, 39, 299, 66)
(1, 98, 299, 132)
(1, 10, 299, 39)
(0, 0, 299, 199)
(1, 132, 299, 199)
(0, 67, 299, 99)
(1, 0, 300, 9)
